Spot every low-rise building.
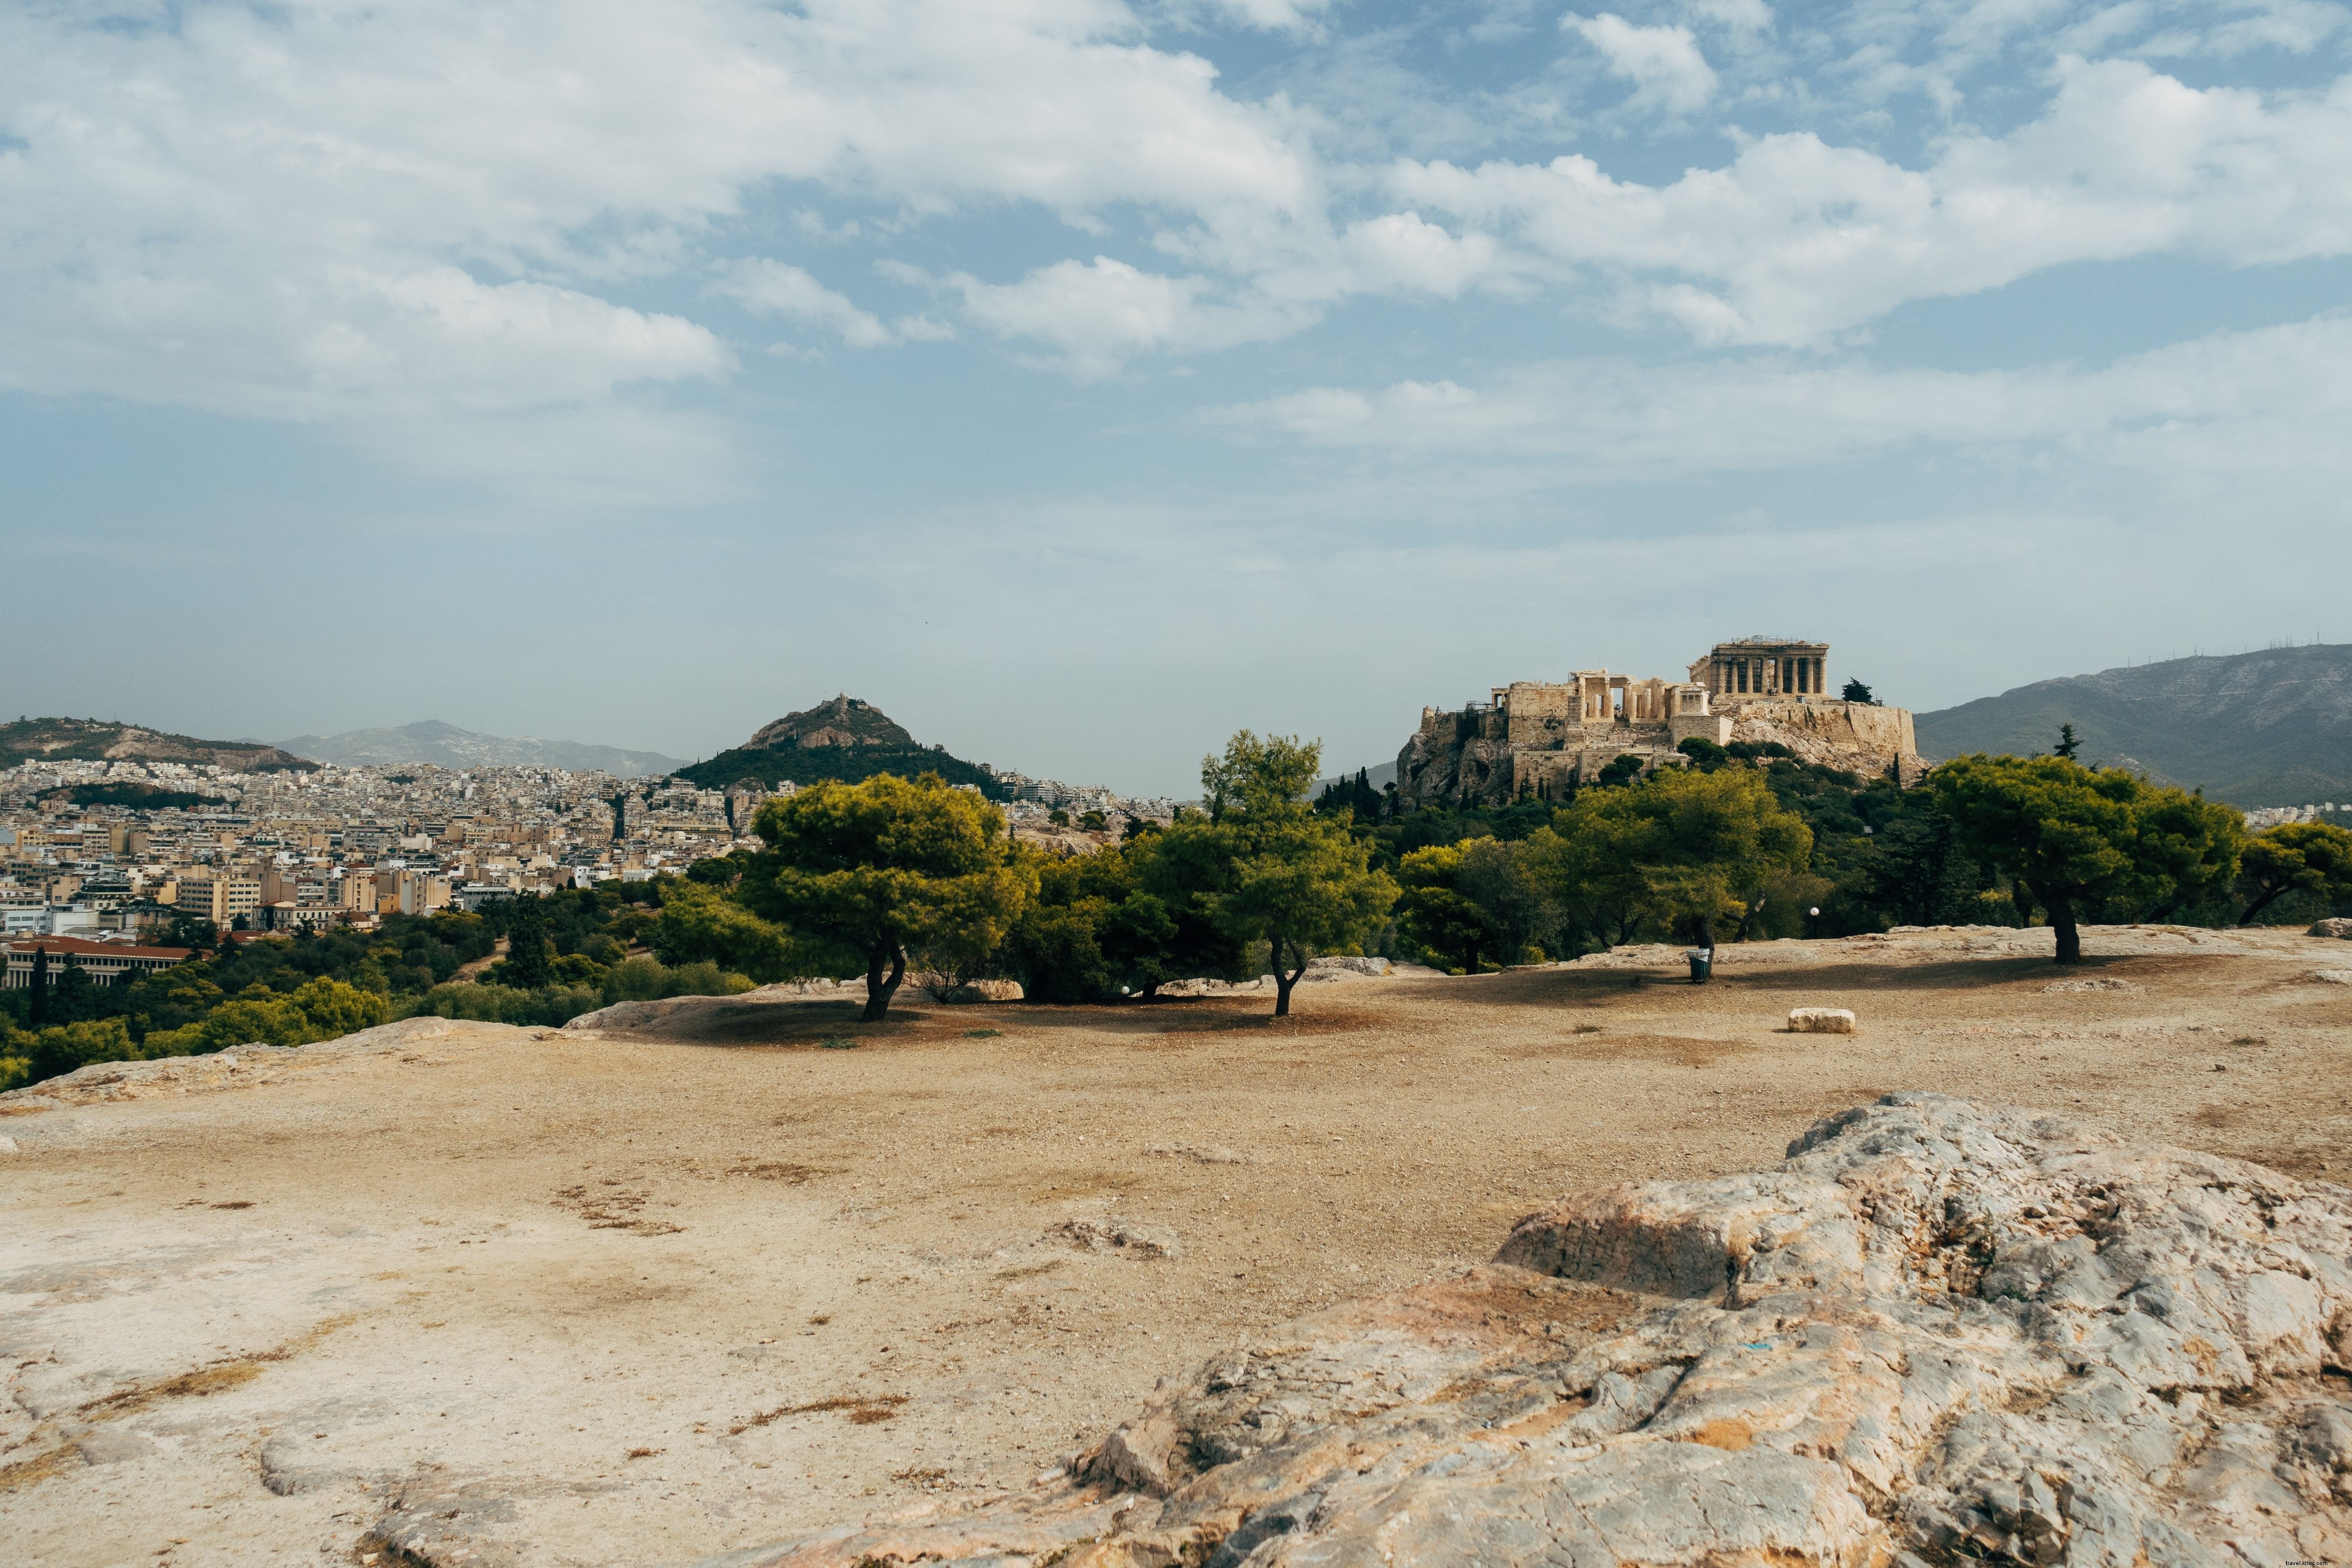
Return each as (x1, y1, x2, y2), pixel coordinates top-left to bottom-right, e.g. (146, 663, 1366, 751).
(2, 935, 195, 990)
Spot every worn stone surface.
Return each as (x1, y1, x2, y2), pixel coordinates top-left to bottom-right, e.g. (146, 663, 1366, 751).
(1787, 1006, 1856, 1033)
(739, 1093, 2352, 1568)
(2312, 918, 2352, 939)
(1052, 1217, 1182, 1260)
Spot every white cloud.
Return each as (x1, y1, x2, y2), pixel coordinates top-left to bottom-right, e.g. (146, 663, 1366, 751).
(1336, 212, 1506, 296)
(1688, 0, 1772, 31)
(1205, 313, 2352, 480)
(1394, 57, 2352, 345)
(0, 0, 1316, 424)
(710, 259, 898, 348)
(1190, 0, 1341, 32)
(940, 256, 1310, 377)
(1563, 14, 1719, 114)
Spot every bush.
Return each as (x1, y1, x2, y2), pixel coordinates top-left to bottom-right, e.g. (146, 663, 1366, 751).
(22, 1018, 139, 1084)
(416, 982, 608, 1027)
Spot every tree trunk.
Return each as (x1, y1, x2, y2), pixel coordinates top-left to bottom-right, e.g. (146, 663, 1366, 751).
(2236, 883, 2285, 927)
(1272, 936, 1305, 1017)
(1733, 896, 1764, 943)
(862, 943, 906, 1022)
(2036, 886, 2082, 964)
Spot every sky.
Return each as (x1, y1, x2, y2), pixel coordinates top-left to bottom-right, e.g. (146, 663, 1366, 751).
(5, 0, 2350, 796)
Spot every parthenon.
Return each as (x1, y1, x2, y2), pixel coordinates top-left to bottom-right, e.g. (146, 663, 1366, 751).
(1690, 638, 1831, 699)
(1394, 636, 1921, 809)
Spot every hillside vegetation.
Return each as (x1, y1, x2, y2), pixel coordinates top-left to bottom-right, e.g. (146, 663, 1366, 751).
(674, 696, 1006, 798)
(1916, 645, 2352, 805)
(0, 717, 309, 773)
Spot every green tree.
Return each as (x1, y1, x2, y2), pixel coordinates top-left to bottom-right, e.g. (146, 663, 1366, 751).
(1189, 732, 1396, 1017)
(1930, 755, 2243, 963)
(2236, 821, 2352, 926)
(1594, 753, 1647, 789)
(1841, 678, 1877, 705)
(1396, 841, 1499, 973)
(24, 1017, 137, 1085)
(742, 772, 1035, 1022)
(2053, 724, 2081, 760)
(26, 945, 49, 1027)
(648, 882, 805, 981)
(1125, 816, 1252, 996)
(504, 895, 553, 989)
(53, 954, 96, 1023)
(1536, 766, 1813, 950)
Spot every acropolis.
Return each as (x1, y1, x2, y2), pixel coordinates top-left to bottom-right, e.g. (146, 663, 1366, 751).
(1394, 636, 1923, 809)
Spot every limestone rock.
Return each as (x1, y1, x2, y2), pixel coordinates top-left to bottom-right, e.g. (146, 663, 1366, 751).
(1787, 1006, 1856, 1032)
(2311, 918, 2352, 938)
(735, 1093, 2352, 1568)
(1051, 1216, 1180, 1260)
(2313, 970, 2352, 986)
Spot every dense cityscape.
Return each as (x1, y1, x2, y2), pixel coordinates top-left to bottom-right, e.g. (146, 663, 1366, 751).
(0, 749, 1183, 969)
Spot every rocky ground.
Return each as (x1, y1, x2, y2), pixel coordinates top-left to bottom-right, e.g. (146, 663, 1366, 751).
(2, 925, 2347, 1566)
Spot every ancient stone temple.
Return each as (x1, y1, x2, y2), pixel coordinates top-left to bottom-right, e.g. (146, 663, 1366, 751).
(1395, 637, 1922, 809)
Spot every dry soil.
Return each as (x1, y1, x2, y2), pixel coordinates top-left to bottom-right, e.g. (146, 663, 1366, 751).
(2, 925, 2347, 1566)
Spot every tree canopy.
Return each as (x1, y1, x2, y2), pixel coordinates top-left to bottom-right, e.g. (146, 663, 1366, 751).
(1533, 764, 1813, 950)
(2237, 820, 2352, 926)
(742, 772, 1034, 1020)
(1929, 753, 2243, 962)
(1185, 731, 1396, 1016)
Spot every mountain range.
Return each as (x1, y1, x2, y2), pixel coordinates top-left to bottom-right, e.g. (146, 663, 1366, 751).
(277, 720, 686, 778)
(1914, 644, 2352, 806)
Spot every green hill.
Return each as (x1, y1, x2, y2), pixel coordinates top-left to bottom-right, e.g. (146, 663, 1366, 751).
(1914, 645, 2352, 806)
(673, 696, 1007, 799)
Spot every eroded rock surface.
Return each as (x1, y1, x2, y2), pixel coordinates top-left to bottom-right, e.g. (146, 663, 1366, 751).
(739, 1093, 2352, 1568)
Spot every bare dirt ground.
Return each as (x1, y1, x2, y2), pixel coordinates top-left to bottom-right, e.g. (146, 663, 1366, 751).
(2, 925, 2347, 1566)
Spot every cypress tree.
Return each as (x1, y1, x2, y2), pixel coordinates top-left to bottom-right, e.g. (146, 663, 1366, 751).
(28, 945, 49, 1028)
(505, 896, 553, 989)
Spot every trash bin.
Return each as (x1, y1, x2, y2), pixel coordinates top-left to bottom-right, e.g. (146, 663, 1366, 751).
(1686, 948, 1714, 983)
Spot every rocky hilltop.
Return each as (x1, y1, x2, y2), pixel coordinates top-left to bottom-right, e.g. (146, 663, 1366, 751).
(276, 718, 685, 777)
(753, 1093, 2352, 1568)
(1917, 643, 2352, 805)
(743, 695, 917, 752)
(0, 716, 308, 773)
(675, 696, 1003, 796)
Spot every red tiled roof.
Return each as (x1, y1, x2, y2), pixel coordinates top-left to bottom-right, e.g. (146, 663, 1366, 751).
(3, 936, 195, 960)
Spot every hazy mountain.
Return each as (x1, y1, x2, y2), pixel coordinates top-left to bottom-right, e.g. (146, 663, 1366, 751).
(1915, 644, 2352, 806)
(279, 719, 685, 778)
(1, 716, 309, 773)
(673, 697, 1003, 796)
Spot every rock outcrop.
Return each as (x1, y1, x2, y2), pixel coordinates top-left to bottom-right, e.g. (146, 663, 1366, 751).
(738, 1093, 2352, 1567)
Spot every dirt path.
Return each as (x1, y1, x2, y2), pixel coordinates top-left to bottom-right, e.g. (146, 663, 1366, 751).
(2, 926, 2346, 1566)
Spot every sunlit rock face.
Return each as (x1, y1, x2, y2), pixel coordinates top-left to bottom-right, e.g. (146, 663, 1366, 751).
(742, 1092, 2352, 1568)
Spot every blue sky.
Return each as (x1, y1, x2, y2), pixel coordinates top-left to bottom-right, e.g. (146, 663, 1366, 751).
(5, 0, 2349, 795)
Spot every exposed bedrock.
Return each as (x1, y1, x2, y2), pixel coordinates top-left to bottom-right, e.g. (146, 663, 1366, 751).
(733, 1093, 2352, 1568)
